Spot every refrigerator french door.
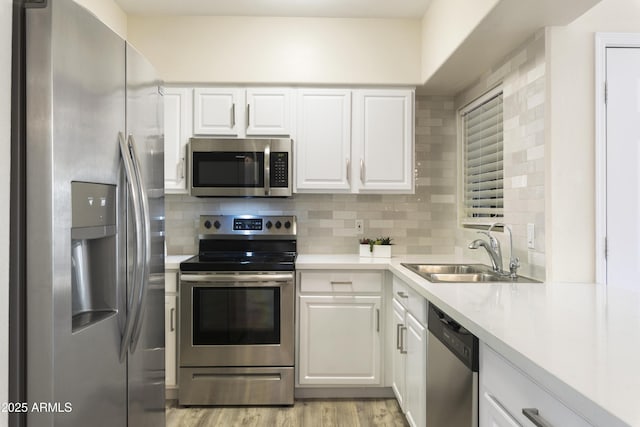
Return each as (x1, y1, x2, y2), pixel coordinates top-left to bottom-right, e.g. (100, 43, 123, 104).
(9, 0, 165, 426)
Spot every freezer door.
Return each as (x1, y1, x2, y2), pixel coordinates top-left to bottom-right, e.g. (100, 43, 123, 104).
(125, 43, 166, 427)
(24, 0, 127, 425)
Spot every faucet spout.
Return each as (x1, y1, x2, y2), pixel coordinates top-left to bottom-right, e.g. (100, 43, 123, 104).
(468, 239, 502, 272)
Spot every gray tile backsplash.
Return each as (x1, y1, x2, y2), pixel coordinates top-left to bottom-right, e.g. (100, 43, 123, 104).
(165, 95, 459, 256)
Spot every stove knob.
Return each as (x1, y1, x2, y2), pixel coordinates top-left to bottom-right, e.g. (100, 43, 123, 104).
(266, 221, 273, 229)
(284, 220, 292, 229)
(213, 220, 221, 229)
(275, 221, 282, 229)
(204, 220, 212, 229)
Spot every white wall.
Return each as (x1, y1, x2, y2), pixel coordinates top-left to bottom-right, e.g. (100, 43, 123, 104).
(73, 0, 127, 38)
(420, 0, 499, 83)
(545, 0, 640, 282)
(127, 16, 422, 84)
(1, 0, 11, 425)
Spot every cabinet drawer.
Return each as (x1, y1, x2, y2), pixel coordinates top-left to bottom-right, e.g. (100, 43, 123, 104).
(392, 275, 426, 324)
(299, 271, 383, 293)
(480, 343, 593, 427)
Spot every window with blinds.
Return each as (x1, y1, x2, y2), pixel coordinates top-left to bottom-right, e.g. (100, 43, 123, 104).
(461, 89, 504, 225)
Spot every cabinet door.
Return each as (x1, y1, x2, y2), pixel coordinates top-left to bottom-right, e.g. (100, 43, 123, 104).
(163, 87, 192, 193)
(405, 312, 427, 427)
(391, 298, 407, 409)
(165, 296, 177, 388)
(193, 87, 244, 135)
(246, 88, 292, 136)
(353, 89, 414, 192)
(481, 392, 522, 427)
(295, 89, 352, 192)
(299, 295, 381, 385)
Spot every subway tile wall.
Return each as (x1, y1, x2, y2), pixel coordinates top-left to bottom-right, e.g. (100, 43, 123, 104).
(454, 30, 546, 279)
(164, 96, 459, 256)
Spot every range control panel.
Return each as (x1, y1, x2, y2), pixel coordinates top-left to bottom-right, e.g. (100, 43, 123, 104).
(199, 215, 297, 238)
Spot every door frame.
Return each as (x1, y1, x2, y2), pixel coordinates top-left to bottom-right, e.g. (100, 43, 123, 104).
(594, 33, 640, 284)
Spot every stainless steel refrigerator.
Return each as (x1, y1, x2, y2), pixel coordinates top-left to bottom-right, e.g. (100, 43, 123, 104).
(9, 0, 165, 425)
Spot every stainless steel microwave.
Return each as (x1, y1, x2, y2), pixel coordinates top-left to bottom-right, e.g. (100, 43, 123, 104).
(188, 138, 293, 197)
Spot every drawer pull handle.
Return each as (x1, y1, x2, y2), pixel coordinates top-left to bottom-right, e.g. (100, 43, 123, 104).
(330, 281, 353, 286)
(399, 326, 407, 354)
(397, 291, 409, 298)
(522, 408, 554, 427)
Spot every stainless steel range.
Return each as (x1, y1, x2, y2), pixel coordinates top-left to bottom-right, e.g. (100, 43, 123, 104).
(179, 215, 297, 406)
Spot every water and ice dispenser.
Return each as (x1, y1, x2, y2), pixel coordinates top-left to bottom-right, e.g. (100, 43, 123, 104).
(70, 182, 118, 333)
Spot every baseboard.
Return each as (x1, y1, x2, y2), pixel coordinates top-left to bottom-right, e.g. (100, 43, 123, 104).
(166, 387, 178, 400)
(294, 387, 395, 399)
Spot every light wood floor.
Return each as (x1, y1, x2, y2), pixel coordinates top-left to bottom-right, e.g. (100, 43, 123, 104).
(166, 399, 409, 427)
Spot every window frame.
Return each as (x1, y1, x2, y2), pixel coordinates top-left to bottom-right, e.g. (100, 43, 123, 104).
(457, 85, 504, 228)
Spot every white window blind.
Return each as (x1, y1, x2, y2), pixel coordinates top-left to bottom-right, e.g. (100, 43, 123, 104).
(462, 91, 504, 224)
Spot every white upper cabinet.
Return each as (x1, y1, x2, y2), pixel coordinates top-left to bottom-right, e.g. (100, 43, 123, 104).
(164, 87, 192, 193)
(295, 87, 414, 194)
(295, 89, 352, 191)
(353, 89, 414, 193)
(246, 88, 292, 136)
(193, 87, 292, 137)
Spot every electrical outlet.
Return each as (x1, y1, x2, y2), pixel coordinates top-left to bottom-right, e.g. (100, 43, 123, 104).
(527, 223, 535, 249)
(355, 219, 364, 235)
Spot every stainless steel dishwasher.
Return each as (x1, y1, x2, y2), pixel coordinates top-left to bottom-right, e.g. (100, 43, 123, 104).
(426, 302, 479, 427)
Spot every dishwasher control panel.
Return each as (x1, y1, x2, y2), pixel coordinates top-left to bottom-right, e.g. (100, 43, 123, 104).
(428, 303, 479, 371)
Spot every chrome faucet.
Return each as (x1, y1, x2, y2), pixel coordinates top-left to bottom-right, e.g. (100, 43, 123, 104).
(468, 222, 520, 278)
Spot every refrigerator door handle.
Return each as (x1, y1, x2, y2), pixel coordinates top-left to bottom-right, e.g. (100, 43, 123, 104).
(118, 132, 145, 362)
(127, 134, 151, 354)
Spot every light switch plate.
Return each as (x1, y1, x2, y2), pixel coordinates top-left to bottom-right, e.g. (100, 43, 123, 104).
(355, 219, 364, 235)
(527, 223, 535, 249)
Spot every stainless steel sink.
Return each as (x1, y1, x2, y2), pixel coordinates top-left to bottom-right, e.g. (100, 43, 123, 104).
(401, 263, 542, 283)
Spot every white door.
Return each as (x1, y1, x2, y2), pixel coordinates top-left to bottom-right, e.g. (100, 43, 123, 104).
(353, 89, 414, 192)
(193, 87, 243, 135)
(295, 89, 352, 192)
(163, 87, 191, 193)
(391, 299, 407, 410)
(405, 312, 427, 427)
(606, 48, 640, 289)
(298, 295, 381, 385)
(246, 88, 292, 136)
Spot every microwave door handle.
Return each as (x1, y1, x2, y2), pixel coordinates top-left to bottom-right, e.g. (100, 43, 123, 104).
(264, 144, 271, 196)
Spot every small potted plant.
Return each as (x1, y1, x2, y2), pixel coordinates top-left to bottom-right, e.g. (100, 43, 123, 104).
(359, 237, 393, 258)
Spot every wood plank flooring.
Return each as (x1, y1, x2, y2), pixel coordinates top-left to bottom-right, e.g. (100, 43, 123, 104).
(166, 399, 409, 427)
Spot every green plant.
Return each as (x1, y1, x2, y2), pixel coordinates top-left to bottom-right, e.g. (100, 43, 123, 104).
(359, 237, 393, 252)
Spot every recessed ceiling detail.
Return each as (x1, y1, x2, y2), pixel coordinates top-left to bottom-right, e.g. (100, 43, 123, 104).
(115, 0, 432, 18)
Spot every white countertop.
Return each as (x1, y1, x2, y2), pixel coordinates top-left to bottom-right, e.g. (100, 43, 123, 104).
(165, 255, 193, 270)
(296, 254, 638, 427)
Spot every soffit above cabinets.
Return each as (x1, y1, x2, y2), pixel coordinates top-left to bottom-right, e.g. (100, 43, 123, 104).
(114, 0, 432, 19)
(419, 0, 603, 95)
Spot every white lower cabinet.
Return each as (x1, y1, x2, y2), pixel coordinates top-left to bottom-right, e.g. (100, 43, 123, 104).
(480, 343, 594, 427)
(390, 276, 427, 427)
(165, 295, 177, 388)
(297, 271, 383, 386)
(165, 269, 179, 396)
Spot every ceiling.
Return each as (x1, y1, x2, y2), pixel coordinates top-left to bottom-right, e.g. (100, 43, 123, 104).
(114, 0, 432, 19)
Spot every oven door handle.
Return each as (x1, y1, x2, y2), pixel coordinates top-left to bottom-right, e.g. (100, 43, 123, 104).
(180, 273, 294, 283)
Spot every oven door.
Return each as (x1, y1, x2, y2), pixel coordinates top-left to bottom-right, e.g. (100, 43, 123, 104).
(179, 271, 294, 367)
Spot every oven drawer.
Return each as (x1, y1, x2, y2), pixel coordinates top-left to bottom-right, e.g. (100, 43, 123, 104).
(179, 367, 294, 406)
(299, 271, 383, 293)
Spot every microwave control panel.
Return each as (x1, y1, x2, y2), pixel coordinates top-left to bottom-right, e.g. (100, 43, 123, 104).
(270, 152, 289, 188)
